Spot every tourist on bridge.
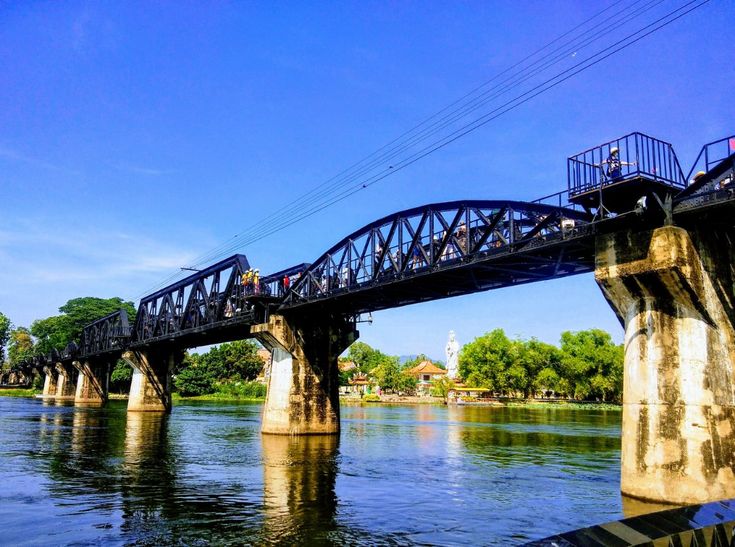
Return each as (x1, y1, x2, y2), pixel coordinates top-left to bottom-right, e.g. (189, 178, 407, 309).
(241, 268, 254, 295)
(253, 269, 260, 295)
(410, 243, 422, 269)
(601, 147, 635, 182)
(690, 170, 706, 185)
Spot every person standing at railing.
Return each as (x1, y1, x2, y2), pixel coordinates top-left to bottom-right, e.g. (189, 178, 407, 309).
(601, 147, 635, 182)
(241, 268, 252, 294)
(253, 269, 260, 295)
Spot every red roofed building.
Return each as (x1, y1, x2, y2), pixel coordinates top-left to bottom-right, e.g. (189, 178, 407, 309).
(407, 360, 447, 394)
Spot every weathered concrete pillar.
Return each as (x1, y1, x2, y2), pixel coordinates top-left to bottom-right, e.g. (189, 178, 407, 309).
(251, 314, 357, 435)
(123, 350, 180, 412)
(596, 225, 735, 505)
(42, 365, 58, 397)
(54, 362, 77, 400)
(74, 360, 109, 406)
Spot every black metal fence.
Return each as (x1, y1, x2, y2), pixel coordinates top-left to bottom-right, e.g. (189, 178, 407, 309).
(568, 132, 686, 196)
(686, 134, 735, 182)
(79, 310, 132, 357)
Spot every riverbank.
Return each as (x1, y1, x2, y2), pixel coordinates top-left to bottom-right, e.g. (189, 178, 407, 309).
(172, 392, 264, 403)
(342, 394, 621, 410)
(0, 389, 265, 403)
(0, 388, 620, 410)
(0, 388, 38, 397)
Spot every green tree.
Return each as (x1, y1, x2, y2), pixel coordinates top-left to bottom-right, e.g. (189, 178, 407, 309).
(370, 355, 402, 392)
(0, 312, 11, 362)
(458, 328, 522, 394)
(394, 371, 418, 395)
(430, 376, 455, 402)
(195, 340, 264, 382)
(7, 327, 34, 366)
(559, 329, 623, 402)
(110, 360, 133, 393)
(520, 339, 562, 397)
(174, 365, 215, 396)
(30, 297, 136, 354)
(346, 341, 395, 373)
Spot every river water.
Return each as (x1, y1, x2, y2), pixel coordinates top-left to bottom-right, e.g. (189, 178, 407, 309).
(0, 397, 654, 545)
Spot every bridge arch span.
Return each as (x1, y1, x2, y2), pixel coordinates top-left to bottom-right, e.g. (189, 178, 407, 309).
(283, 199, 591, 313)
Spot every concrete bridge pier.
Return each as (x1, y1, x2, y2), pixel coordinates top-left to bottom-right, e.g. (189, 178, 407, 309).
(42, 365, 58, 397)
(252, 314, 358, 435)
(74, 360, 109, 406)
(54, 362, 77, 400)
(123, 349, 181, 412)
(596, 225, 735, 505)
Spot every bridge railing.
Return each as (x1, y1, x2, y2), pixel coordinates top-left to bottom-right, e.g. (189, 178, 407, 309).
(79, 309, 132, 357)
(685, 134, 735, 182)
(285, 200, 591, 305)
(132, 254, 264, 346)
(567, 132, 686, 196)
(260, 263, 311, 298)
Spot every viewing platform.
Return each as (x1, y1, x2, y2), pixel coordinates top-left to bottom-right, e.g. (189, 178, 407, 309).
(567, 132, 686, 214)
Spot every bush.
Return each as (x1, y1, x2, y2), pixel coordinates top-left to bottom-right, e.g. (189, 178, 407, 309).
(363, 394, 381, 402)
(214, 381, 266, 399)
(174, 366, 215, 397)
(32, 375, 44, 390)
(110, 359, 133, 393)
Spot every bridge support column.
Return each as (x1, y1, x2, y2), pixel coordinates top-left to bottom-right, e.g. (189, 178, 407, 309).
(74, 360, 109, 406)
(123, 350, 180, 412)
(596, 225, 735, 505)
(42, 366, 58, 397)
(252, 314, 358, 435)
(54, 363, 77, 400)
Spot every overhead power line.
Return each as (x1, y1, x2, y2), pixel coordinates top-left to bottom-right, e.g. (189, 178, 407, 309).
(131, 0, 709, 301)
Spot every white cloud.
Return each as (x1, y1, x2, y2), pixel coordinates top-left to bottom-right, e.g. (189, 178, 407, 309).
(0, 144, 80, 175)
(114, 163, 177, 176)
(0, 218, 211, 326)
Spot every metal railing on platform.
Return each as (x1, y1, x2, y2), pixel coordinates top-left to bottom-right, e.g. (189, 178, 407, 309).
(567, 132, 686, 196)
(686, 134, 735, 182)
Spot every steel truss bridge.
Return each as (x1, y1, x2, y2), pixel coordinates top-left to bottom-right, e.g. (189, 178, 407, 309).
(13, 132, 735, 374)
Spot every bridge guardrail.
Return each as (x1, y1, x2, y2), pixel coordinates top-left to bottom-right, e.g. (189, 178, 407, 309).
(685, 134, 735, 182)
(80, 309, 132, 357)
(567, 132, 686, 197)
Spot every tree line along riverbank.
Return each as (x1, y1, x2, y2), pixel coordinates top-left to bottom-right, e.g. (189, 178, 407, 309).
(1, 297, 623, 404)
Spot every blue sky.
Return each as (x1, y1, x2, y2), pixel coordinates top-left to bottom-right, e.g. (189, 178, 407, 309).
(1, 1, 733, 360)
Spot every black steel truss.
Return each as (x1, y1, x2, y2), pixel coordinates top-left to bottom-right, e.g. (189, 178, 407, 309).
(281, 200, 592, 313)
(131, 254, 270, 348)
(79, 309, 131, 358)
(38, 133, 735, 359)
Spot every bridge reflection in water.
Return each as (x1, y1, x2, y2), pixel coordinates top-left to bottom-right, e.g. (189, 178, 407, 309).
(7, 397, 715, 544)
(262, 434, 339, 542)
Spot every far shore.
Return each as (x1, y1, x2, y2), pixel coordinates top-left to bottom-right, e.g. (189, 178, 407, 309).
(0, 388, 621, 409)
(342, 394, 621, 410)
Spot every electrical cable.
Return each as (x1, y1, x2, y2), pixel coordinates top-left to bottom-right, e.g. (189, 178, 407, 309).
(131, 0, 646, 299)
(131, 0, 708, 300)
